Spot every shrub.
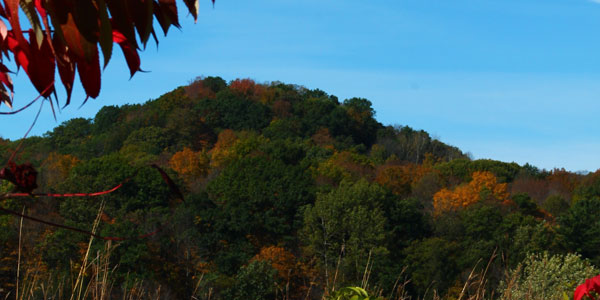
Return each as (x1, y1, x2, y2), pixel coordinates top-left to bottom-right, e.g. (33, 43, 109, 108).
(498, 252, 598, 300)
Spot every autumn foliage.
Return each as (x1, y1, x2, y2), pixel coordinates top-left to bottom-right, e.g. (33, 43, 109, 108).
(433, 171, 509, 214)
(169, 147, 209, 179)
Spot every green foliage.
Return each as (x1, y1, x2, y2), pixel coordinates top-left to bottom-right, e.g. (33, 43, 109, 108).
(543, 194, 570, 218)
(122, 126, 172, 155)
(508, 221, 560, 266)
(404, 237, 460, 297)
(375, 125, 466, 164)
(435, 158, 522, 183)
(195, 89, 272, 131)
(512, 193, 539, 216)
(221, 261, 278, 299)
(498, 252, 598, 300)
(325, 287, 383, 300)
(302, 179, 388, 283)
(558, 197, 600, 265)
(205, 155, 314, 273)
(383, 197, 431, 255)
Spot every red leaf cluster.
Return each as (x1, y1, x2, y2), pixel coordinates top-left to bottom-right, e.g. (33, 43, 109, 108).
(0, 0, 211, 109)
(575, 275, 600, 300)
(0, 161, 38, 193)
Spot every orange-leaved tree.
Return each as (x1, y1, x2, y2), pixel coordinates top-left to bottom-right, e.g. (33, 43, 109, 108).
(169, 147, 209, 181)
(0, 0, 214, 109)
(433, 171, 509, 214)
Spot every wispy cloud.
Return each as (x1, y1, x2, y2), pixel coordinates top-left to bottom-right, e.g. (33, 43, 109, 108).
(590, 0, 600, 4)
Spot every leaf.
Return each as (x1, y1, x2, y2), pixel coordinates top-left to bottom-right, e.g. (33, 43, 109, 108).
(6, 0, 29, 56)
(6, 32, 29, 72)
(72, 0, 99, 44)
(127, 0, 154, 47)
(34, 0, 57, 57)
(53, 36, 76, 106)
(113, 29, 141, 78)
(19, 0, 44, 48)
(0, 63, 14, 93)
(154, 0, 180, 36)
(0, 19, 7, 41)
(96, 0, 113, 68)
(27, 29, 55, 97)
(76, 45, 101, 99)
(182, 0, 199, 21)
(106, 0, 138, 49)
(0, 84, 12, 109)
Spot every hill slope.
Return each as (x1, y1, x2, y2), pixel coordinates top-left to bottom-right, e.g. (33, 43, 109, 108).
(0, 77, 597, 299)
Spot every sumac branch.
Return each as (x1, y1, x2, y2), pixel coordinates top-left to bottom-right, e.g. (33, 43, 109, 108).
(0, 0, 214, 109)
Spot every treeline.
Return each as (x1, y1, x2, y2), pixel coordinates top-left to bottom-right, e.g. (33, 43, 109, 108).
(0, 77, 597, 299)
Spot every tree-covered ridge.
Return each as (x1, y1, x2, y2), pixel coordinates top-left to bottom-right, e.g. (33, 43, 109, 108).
(0, 77, 596, 299)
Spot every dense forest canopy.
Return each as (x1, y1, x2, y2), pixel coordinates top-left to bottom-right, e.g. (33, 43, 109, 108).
(0, 76, 598, 299)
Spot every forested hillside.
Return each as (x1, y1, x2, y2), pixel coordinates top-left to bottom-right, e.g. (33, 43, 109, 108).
(0, 77, 598, 299)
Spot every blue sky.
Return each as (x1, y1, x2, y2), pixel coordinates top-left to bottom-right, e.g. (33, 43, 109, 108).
(1, 0, 600, 172)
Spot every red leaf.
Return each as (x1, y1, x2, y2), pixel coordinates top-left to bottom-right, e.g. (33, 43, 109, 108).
(182, 0, 199, 21)
(127, 0, 153, 46)
(113, 29, 140, 78)
(575, 275, 600, 300)
(0, 63, 13, 93)
(154, 0, 180, 36)
(53, 36, 76, 106)
(27, 29, 55, 97)
(5, 0, 29, 57)
(106, 0, 138, 49)
(6, 32, 29, 73)
(76, 46, 101, 99)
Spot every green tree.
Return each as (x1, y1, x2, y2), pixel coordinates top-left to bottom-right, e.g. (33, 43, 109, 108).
(302, 179, 388, 285)
(558, 197, 600, 265)
(205, 155, 314, 273)
(403, 237, 460, 297)
(195, 89, 272, 131)
(222, 261, 278, 299)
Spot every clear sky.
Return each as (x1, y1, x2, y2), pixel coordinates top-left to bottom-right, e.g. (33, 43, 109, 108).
(1, 0, 600, 172)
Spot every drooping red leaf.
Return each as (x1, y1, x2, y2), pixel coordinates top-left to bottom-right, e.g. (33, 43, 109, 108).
(0, 62, 12, 108)
(34, 0, 57, 57)
(113, 29, 141, 78)
(127, 0, 154, 47)
(0, 84, 11, 109)
(27, 29, 55, 97)
(182, 0, 199, 21)
(105, 0, 138, 49)
(96, 0, 113, 68)
(53, 36, 76, 106)
(5, 0, 29, 57)
(154, 0, 180, 36)
(0, 62, 14, 93)
(76, 45, 101, 99)
(72, 1, 99, 44)
(61, 10, 97, 62)
(6, 32, 29, 72)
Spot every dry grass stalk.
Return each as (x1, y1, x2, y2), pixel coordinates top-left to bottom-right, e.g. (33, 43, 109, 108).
(69, 200, 105, 300)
